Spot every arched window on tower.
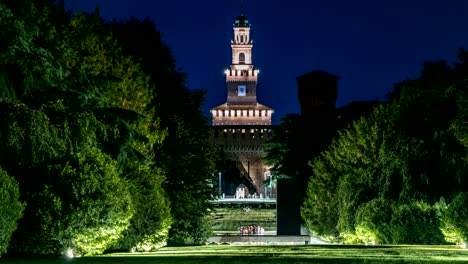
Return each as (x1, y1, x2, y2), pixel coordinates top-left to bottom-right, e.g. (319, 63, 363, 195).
(239, 53, 245, 64)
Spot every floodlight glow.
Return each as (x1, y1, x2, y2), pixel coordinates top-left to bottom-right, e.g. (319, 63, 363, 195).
(65, 248, 74, 258)
(142, 244, 152, 252)
(462, 243, 467, 249)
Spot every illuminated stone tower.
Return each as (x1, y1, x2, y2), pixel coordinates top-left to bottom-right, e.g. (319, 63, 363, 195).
(211, 15, 273, 126)
(210, 14, 275, 197)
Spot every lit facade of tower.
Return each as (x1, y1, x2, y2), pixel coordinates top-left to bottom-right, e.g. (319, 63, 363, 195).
(210, 14, 275, 198)
(211, 15, 274, 125)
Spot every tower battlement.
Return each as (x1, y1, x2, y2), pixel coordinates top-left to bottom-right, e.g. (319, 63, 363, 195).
(224, 69, 259, 78)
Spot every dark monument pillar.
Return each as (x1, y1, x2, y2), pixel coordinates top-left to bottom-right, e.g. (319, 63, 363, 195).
(276, 178, 302, 235)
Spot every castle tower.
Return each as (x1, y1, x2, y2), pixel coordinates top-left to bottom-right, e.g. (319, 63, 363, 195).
(210, 14, 275, 197)
(297, 70, 338, 119)
(211, 15, 274, 126)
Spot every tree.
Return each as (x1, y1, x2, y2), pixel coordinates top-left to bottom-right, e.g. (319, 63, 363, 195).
(302, 49, 468, 243)
(64, 12, 172, 251)
(302, 105, 403, 241)
(108, 18, 217, 245)
(441, 192, 468, 245)
(354, 198, 394, 245)
(389, 201, 445, 245)
(11, 147, 133, 256)
(449, 50, 468, 150)
(265, 114, 304, 179)
(0, 0, 171, 254)
(0, 167, 24, 257)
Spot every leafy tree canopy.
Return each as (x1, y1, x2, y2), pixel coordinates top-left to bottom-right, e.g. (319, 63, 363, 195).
(0, 0, 172, 254)
(302, 48, 468, 242)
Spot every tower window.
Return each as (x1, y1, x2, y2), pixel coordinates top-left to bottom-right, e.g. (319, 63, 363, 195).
(238, 85, 246, 96)
(240, 35, 244, 43)
(239, 53, 245, 64)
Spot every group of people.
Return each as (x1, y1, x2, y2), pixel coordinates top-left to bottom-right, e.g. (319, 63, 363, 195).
(239, 224, 265, 236)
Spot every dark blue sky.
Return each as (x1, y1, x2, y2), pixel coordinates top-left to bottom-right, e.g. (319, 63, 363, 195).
(65, 0, 468, 125)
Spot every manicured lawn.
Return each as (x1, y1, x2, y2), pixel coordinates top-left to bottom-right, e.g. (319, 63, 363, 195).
(3, 245, 468, 264)
(209, 207, 276, 235)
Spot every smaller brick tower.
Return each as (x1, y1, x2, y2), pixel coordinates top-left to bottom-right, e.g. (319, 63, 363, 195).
(277, 70, 339, 235)
(297, 70, 338, 119)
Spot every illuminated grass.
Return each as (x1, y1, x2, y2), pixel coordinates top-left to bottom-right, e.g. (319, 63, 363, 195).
(4, 245, 468, 263)
(209, 207, 276, 234)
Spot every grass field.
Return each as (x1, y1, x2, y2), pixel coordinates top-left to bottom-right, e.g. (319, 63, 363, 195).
(209, 207, 276, 235)
(3, 245, 468, 264)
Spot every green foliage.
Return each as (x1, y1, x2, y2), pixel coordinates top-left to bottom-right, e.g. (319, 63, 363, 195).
(355, 198, 394, 245)
(302, 49, 468, 243)
(335, 108, 398, 234)
(301, 153, 340, 239)
(0, 0, 172, 255)
(65, 12, 154, 116)
(0, 1, 68, 101)
(13, 147, 133, 256)
(109, 18, 217, 245)
(63, 12, 172, 252)
(0, 167, 24, 257)
(302, 105, 401, 241)
(54, 147, 133, 255)
(168, 216, 213, 246)
(448, 50, 468, 149)
(111, 167, 172, 252)
(265, 114, 304, 179)
(441, 192, 468, 245)
(389, 201, 445, 245)
(163, 113, 216, 245)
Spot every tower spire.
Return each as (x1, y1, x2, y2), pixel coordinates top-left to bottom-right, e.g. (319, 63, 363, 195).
(240, 0, 245, 15)
(210, 13, 273, 126)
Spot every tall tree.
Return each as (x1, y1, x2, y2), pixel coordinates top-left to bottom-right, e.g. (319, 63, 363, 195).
(108, 18, 217, 245)
(64, 11, 172, 251)
(265, 114, 304, 179)
(302, 49, 468, 243)
(0, 167, 24, 257)
(0, 0, 170, 254)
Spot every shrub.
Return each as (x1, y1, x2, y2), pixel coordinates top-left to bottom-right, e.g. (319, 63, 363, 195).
(110, 168, 172, 252)
(340, 232, 363, 245)
(168, 216, 212, 246)
(0, 167, 24, 256)
(11, 147, 133, 256)
(355, 198, 394, 244)
(390, 201, 445, 244)
(441, 192, 468, 245)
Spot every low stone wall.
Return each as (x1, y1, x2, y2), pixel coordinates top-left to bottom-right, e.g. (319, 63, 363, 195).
(207, 235, 327, 245)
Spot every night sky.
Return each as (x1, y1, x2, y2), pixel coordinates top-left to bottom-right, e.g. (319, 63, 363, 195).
(65, 0, 468, 125)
